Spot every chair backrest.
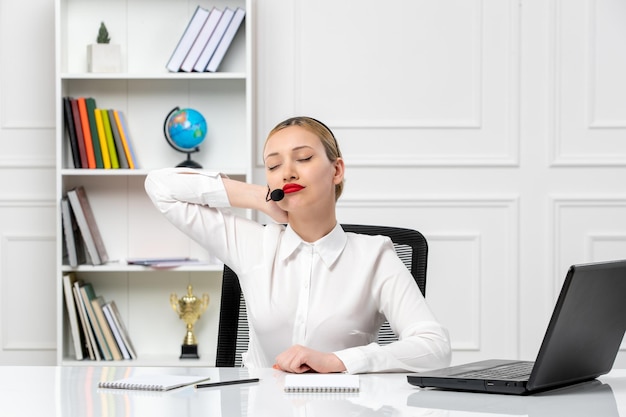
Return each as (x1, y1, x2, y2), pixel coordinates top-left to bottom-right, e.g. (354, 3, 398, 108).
(215, 224, 428, 367)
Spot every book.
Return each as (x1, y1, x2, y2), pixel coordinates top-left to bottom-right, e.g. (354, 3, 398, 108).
(102, 301, 135, 359)
(126, 257, 205, 268)
(100, 109, 119, 168)
(283, 374, 360, 393)
(126, 257, 196, 265)
(91, 296, 123, 360)
(166, 6, 211, 72)
(206, 7, 246, 73)
(193, 7, 235, 72)
(99, 375, 211, 391)
(66, 186, 109, 265)
(77, 97, 96, 168)
(79, 283, 113, 360)
(113, 110, 136, 169)
(117, 111, 138, 169)
(93, 108, 111, 169)
(85, 97, 104, 168)
(73, 280, 99, 360)
(62, 273, 86, 360)
(108, 109, 129, 169)
(70, 98, 88, 168)
(61, 197, 85, 267)
(180, 7, 222, 72)
(62, 97, 81, 168)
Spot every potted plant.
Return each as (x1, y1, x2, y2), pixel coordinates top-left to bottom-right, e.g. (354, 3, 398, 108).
(87, 22, 121, 72)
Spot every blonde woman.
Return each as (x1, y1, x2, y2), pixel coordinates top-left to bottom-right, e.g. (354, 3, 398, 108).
(145, 116, 451, 374)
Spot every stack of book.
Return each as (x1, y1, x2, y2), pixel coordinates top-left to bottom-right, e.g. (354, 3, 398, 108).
(61, 186, 108, 267)
(62, 96, 137, 169)
(63, 273, 136, 361)
(166, 5, 246, 72)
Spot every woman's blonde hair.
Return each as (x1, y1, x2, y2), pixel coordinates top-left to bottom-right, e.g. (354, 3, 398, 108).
(266, 116, 344, 200)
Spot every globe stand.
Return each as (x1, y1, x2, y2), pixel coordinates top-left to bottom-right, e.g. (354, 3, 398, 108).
(177, 152, 202, 169)
(163, 106, 207, 169)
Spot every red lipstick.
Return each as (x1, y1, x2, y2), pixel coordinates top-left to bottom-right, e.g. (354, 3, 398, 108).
(283, 183, 304, 194)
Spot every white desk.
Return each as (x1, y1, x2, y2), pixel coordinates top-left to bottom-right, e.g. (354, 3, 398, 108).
(1, 366, 625, 417)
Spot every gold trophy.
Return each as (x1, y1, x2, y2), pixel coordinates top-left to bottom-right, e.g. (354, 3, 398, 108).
(170, 285, 209, 359)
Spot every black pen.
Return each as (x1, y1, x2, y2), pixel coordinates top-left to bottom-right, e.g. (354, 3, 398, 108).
(195, 378, 260, 389)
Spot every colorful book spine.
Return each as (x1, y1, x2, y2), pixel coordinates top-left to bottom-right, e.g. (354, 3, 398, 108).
(113, 110, 135, 169)
(62, 97, 81, 168)
(100, 109, 119, 169)
(70, 99, 88, 168)
(85, 98, 104, 168)
(91, 296, 123, 361)
(108, 109, 129, 169)
(79, 283, 113, 360)
(77, 97, 96, 168)
(94, 109, 111, 169)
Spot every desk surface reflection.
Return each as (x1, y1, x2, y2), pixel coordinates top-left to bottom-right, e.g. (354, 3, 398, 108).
(0, 366, 624, 417)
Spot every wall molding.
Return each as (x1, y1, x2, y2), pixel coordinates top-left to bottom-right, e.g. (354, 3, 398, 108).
(549, 0, 626, 167)
(429, 232, 483, 351)
(339, 194, 521, 356)
(1, 234, 56, 351)
(550, 195, 626, 296)
(274, 0, 522, 168)
(0, 158, 55, 169)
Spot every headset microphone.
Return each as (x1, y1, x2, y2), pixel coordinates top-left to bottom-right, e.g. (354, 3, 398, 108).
(265, 186, 285, 202)
(269, 189, 285, 202)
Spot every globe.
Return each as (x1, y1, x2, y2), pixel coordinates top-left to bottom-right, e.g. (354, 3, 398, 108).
(163, 107, 207, 168)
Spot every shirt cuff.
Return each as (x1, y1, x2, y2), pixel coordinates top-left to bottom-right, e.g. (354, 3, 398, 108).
(198, 172, 230, 207)
(333, 345, 372, 374)
(166, 168, 230, 207)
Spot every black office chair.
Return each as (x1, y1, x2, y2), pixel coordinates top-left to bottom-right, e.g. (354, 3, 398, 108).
(215, 224, 428, 367)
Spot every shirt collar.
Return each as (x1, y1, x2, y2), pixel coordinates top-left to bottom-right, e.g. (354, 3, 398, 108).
(279, 223, 347, 268)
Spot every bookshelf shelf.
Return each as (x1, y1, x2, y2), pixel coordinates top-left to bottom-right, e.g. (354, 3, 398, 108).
(61, 354, 219, 367)
(55, 0, 253, 367)
(60, 168, 248, 177)
(61, 263, 225, 273)
(61, 72, 248, 81)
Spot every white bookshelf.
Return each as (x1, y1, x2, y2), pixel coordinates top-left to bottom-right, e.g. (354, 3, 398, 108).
(55, 0, 253, 366)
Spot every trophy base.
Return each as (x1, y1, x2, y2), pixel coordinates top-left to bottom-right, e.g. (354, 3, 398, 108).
(180, 344, 200, 359)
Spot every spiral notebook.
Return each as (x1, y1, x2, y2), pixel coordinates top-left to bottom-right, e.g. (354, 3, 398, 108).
(99, 374, 211, 391)
(284, 374, 360, 393)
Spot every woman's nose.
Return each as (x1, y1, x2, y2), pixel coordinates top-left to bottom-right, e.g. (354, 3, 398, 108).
(282, 161, 297, 181)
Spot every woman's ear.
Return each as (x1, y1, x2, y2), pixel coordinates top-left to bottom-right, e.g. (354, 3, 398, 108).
(333, 157, 345, 185)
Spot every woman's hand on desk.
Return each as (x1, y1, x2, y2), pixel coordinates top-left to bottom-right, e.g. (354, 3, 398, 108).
(273, 344, 346, 374)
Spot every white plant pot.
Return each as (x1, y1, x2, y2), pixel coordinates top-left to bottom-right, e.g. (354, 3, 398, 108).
(87, 44, 121, 73)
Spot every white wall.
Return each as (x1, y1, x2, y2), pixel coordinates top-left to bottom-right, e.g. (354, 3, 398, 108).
(252, 0, 626, 367)
(0, 0, 624, 366)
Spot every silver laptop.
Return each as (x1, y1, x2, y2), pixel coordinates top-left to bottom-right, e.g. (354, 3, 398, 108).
(407, 259, 626, 395)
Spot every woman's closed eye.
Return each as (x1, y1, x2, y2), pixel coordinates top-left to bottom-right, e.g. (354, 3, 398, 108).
(266, 155, 312, 171)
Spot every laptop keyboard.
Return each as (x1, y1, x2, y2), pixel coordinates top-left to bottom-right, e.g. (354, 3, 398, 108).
(454, 361, 534, 380)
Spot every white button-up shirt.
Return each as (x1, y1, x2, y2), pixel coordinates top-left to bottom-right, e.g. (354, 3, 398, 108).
(145, 168, 451, 373)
